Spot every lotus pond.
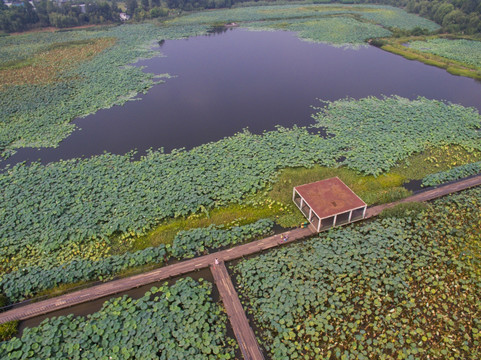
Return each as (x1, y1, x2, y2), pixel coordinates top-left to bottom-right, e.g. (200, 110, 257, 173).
(0, 277, 238, 359)
(3, 26, 481, 167)
(0, 2, 471, 164)
(1, 3, 481, 352)
(234, 187, 481, 359)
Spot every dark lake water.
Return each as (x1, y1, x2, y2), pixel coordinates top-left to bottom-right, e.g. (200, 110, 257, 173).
(3, 28, 481, 168)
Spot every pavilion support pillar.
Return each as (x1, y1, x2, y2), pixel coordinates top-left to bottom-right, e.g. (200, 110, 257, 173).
(348, 210, 353, 223)
(362, 206, 366, 219)
(333, 214, 338, 227)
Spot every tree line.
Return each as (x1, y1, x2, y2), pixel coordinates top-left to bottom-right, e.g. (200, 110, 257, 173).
(366, 0, 481, 34)
(0, 0, 169, 32)
(0, 0, 120, 32)
(1, 0, 480, 35)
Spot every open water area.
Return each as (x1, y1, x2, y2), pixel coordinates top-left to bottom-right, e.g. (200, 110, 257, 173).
(2, 28, 481, 169)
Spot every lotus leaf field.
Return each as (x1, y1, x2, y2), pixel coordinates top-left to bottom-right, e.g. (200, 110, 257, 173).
(0, 277, 238, 359)
(234, 187, 481, 359)
(422, 160, 481, 187)
(0, 4, 440, 157)
(167, 4, 440, 35)
(0, 219, 273, 302)
(170, 218, 274, 259)
(1, 96, 480, 303)
(409, 38, 481, 69)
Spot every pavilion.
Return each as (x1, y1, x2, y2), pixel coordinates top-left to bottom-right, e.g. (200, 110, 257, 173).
(293, 177, 367, 232)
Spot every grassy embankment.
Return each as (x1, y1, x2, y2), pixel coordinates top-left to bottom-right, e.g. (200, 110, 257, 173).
(377, 34, 481, 80)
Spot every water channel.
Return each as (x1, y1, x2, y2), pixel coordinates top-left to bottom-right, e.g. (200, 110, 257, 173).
(2, 28, 481, 169)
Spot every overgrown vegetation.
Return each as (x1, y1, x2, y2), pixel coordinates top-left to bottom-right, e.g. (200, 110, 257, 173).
(0, 37, 115, 89)
(1, 96, 479, 300)
(0, 278, 238, 359)
(0, 4, 441, 158)
(409, 37, 481, 69)
(0, 96, 476, 266)
(391, 144, 481, 180)
(422, 160, 481, 187)
(379, 35, 481, 80)
(0, 24, 203, 158)
(311, 96, 481, 176)
(378, 201, 428, 218)
(234, 187, 481, 359)
(0, 321, 18, 342)
(0, 219, 273, 303)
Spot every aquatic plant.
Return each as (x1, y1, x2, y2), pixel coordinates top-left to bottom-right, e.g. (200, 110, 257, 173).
(234, 187, 481, 359)
(1, 96, 479, 280)
(171, 218, 274, 259)
(409, 38, 481, 69)
(0, 4, 440, 157)
(0, 219, 273, 302)
(246, 16, 391, 46)
(168, 4, 439, 33)
(311, 96, 481, 176)
(421, 160, 481, 187)
(0, 24, 206, 158)
(0, 278, 237, 359)
(0, 245, 166, 302)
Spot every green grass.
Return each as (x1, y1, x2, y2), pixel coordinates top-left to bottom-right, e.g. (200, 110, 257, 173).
(128, 202, 283, 252)
(133, 164, 413, 244)
(391, 145, 481, 180)
(0, 321, 18, 342)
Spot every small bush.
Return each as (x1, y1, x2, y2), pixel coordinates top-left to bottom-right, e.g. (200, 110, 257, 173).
(370, 38, 387, 47)
(0, 321, 18, 341)
(0, 293, 7, 308)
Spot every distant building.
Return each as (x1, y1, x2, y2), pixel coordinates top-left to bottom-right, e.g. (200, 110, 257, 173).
(119, 12, 130, 21)
(72, 3, 86, 13)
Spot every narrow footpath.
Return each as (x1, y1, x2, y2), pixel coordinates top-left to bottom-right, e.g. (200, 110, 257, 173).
(211, 261, 264, 360)
(365, 174, 481, 218)
(0, 228, 313, 324)
(1, 174, 480, 325)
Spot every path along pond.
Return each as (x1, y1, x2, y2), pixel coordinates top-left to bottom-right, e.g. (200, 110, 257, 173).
(2, 28, 481, 168)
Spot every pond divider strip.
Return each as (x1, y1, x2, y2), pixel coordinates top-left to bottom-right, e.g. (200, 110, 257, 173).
(211, 261, 264, 360)
(1, 174, 480, 326)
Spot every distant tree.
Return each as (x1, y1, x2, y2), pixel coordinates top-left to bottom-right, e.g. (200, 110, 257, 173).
(141, 0, 150, 10)
(151, 0, 161, 7)
(126, 0, 138, 15)
(150, 6, 168, 17)
(442, 9, 467, 32)
(433, 3, 454, 24)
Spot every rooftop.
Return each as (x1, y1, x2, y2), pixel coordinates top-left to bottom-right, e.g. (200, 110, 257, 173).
(294, 177, 366, 219)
